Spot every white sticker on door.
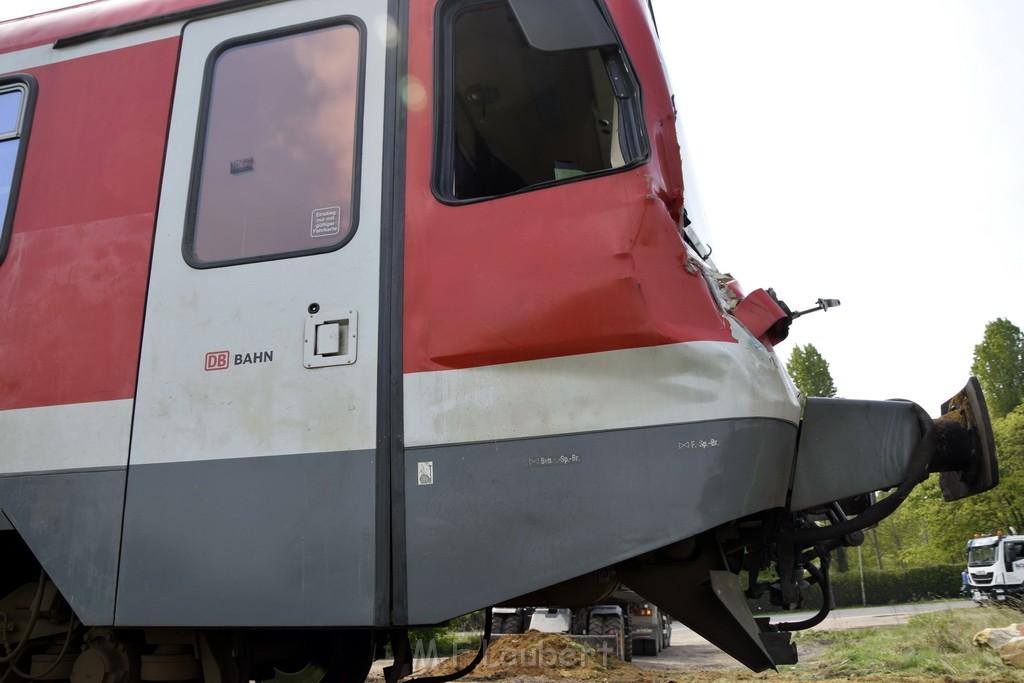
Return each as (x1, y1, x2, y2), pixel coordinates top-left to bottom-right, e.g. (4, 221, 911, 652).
(311, 206, 342, 238)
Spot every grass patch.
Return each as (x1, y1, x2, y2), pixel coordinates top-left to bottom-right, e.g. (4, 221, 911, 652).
(406, 628, 482, 659)
(786, 604, 1024, 681)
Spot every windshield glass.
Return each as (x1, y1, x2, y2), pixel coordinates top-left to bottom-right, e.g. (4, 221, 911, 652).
(968, 544, 998, 567)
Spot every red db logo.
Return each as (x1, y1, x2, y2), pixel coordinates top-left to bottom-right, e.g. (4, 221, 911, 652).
(205, 351, 230, 371)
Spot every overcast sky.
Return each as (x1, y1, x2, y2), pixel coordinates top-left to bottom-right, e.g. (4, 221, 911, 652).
(650, 0, 1024, 414)
(4, 1, 1022, 415)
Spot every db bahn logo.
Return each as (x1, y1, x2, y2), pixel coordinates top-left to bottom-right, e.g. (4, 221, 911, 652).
(205, 351, 230, 371)
(204, 349, 274, 371)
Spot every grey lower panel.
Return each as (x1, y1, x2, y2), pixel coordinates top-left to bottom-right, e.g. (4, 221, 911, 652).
(403, 418, 796, 625)
(790, 398, 921, 512)
(0, 468, 126, 625)
(116, 450, 377, 627)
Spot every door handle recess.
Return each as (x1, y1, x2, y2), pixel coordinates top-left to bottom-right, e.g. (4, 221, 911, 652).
(304, 310, 357, 368)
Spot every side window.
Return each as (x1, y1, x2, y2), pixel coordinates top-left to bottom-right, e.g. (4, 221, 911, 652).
(0, 76, 35, 265)
(1008, 542, 1022, 563)
(435, 0, 646, 201)
(184, 21, 364, 267)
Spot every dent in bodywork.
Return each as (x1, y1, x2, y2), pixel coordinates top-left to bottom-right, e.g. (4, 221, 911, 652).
(404, 168, 735, 372)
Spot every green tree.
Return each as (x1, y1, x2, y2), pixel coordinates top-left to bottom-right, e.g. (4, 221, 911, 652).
(971, 318, 1024, 419)
(985, 404, 1024, 532)
(786, 343, 837, 398)
(786, 343, 845, 570)
(855, 321, 1024, 571)
(873, 403, 1024, 568)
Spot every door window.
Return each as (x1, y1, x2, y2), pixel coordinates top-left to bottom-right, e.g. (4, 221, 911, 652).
(184, 21, 364, 267)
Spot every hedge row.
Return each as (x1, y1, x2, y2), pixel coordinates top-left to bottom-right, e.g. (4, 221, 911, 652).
(749, 563, 965, 613)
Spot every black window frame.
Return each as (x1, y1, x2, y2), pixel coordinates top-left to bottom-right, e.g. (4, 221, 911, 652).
(182, 16, 367, 269)
(432, 0, 649, 204)
(0, 74, 37, 266)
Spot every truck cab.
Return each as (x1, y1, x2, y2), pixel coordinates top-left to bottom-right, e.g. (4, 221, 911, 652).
(967, 533, 1024, 605)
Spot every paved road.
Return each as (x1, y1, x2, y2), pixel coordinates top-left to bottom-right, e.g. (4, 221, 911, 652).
(669, 599, 978, 646)
(627, 600, 981, 672)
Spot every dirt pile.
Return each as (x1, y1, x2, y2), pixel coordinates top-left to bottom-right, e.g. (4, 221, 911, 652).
(417, 630, 668, 681)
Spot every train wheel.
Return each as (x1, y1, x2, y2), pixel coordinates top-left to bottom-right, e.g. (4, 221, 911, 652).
(257, 632, 374, 683)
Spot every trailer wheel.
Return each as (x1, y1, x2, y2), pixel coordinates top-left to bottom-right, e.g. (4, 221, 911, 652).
(502, 613, 524, 634)
(599, 615, 631, 662)
(587, 614, 605, 635)
(490, 614, 506, 634)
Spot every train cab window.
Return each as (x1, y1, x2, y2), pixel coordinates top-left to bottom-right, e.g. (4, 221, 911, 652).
(435, 0, 646, 201)
(0, 77, 34, 265)
(184, 22, 363, 267)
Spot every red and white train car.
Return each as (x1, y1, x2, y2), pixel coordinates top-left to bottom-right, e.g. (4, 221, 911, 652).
(0, 1, 997, 682)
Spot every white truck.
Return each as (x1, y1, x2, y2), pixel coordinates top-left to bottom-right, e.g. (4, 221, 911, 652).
(966, 531, 1024, 606)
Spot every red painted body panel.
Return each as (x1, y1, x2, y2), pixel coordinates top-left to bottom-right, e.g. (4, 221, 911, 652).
(0, 39, 178, 410)
(0, 0, 209, 53)
(403, 0, 734, 373)
(1, 0, 737, 398)
(732, 288, 789, 347)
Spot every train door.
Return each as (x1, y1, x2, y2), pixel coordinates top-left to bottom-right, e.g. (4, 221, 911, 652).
(117, 0, 390, 627)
